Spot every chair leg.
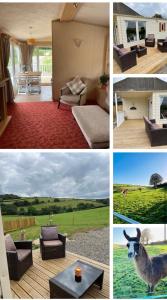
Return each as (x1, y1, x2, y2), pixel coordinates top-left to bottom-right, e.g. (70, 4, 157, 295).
(58, 99, 61, 109)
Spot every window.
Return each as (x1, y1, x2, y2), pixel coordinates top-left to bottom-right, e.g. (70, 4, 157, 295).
(126, 21, 137, 42)
(138, 21, 146, 40)
(159, 22, 166, 32)
(160, 96, 167, 119)
(32, 47, 52, 84)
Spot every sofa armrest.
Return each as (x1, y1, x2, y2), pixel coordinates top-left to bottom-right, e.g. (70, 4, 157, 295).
(6, 250, 18, 262)
(58, 233, 66, 245)
(117, 44, 124, 49)
(120, 50, 136, 65)
(15, 240, 32, 250)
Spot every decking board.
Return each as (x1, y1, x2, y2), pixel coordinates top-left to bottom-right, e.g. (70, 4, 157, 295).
(10, 249, 109, 299)
(114, 119, 167, 149)
(113, 46, 167, 74)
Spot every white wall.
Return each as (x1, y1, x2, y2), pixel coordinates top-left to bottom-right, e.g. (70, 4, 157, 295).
(123, 97, 148, 119)
(115, 15, 167, 48)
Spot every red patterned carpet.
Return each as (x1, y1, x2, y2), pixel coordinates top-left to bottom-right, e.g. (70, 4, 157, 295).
(0, 102, 89, 149)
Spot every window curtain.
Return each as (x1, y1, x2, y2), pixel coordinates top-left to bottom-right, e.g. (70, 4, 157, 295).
(0, 33, 14, 103)
(19, 42, 34, 72)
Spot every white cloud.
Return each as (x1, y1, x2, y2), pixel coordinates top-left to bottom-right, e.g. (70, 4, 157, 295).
(0, 152, 109, 199)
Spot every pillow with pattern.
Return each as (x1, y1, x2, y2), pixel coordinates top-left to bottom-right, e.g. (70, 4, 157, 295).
(66, 76, 86, 95)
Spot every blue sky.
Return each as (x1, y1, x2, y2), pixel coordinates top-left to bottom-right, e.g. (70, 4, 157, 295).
(114, 153, 167, 186)
(126, 3, 167, 18)
(113, 226, 165, 244)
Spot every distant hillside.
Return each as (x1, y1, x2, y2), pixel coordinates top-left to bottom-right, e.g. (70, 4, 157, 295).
(1, 196, 109, 216)
(114, 184, 167, 223)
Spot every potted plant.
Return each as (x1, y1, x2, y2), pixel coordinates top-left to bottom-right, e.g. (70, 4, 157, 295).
(99, 74, 109, 89)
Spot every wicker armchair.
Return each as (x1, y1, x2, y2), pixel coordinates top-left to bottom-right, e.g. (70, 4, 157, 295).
(58, 77, 88, 108)
(5, 234, 33, 280)
(145, 34, 155, 47)
(40, 226, 66, 260)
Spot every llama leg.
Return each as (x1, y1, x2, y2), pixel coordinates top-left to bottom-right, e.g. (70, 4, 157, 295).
(148, 284, 154, 294)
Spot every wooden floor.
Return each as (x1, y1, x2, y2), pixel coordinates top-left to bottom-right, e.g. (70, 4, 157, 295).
(113, 119, 167, 149)
(11, 249, 109, 299)
(113, 46, 167, 74)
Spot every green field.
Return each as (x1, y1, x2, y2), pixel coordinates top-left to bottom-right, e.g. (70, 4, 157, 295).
(3, 207, 109, 240)
(114, 244, 167, 299)
(114, 184, 167, 223)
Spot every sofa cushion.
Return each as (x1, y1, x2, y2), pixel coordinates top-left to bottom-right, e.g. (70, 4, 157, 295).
(113, 45, 127, 56)
(150, 123, 160, 130)
(147, 34, 154, 40)
(60, 95, 80, 105)
(72, 105, 109, 148)
(43, 240, 63, 247)
(67, 76, 86, 95)
(5, 234, 16, 252)
(41, 227, 58, 241)
(17, 249, 31, 262)
(158, 42, 163, 46)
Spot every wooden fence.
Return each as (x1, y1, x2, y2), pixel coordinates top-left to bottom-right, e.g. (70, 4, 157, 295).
(3, 217, 36, 233)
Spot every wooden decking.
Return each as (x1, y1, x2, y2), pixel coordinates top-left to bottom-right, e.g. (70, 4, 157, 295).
(113, 46, 167, 74)
(11, 249, 109, 299)
(114, 119, 167, 149)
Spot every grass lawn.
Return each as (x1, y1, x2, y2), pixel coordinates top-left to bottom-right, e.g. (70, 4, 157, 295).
(113, 244, 167, 299)
(114, 184, 167, 223)
(3, 207, 109, 240)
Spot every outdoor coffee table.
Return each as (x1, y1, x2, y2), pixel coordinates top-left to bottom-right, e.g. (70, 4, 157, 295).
(130, 45, 147, 57)
(49, 260, 104, 299)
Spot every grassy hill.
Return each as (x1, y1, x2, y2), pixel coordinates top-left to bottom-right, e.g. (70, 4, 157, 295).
(114, 184, 167, 223)
(1, 196, 108, 216)
(2, 207, 109, 240)
(114, 244, 167, 298)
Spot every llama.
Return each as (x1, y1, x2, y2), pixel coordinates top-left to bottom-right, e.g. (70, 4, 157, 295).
(123, 228, 167, 294)
(121, 188, 128, 197)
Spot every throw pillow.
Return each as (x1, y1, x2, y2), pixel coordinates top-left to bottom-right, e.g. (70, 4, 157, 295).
(5, 234, 16, 251)
(41, 226, 58, 241)
(66, 76, 86, 95)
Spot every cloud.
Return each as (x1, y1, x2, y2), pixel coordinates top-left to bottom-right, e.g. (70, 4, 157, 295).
(0, 152, 109, 199)
(126, 3, 167, 18)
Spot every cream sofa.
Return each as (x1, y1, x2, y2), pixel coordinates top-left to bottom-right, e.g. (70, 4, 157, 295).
(72, 103, 109, 149)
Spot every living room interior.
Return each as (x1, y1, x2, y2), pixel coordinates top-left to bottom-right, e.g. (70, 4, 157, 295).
(0, 2, 109, 149)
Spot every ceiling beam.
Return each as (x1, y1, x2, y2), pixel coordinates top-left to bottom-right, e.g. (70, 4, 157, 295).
(59, 3, 82, 22)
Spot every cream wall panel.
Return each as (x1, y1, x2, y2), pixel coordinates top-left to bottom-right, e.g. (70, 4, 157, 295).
(52, 21, 108, 100)
(123, 98, 148, 119)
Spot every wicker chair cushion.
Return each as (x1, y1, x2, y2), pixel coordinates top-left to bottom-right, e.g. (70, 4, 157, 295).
(147, 34, 154, 40)
(17, 249, 31, 261)
(5, 234, 16, 251)
(41, 227, 58, 241)
(43, 240, 63, 247)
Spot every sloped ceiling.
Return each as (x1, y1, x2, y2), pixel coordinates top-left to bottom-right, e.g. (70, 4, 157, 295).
(0, 3, 109, 41)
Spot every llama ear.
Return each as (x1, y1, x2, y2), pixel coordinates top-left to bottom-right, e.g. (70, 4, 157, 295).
(123, 230, 130, 241)
(136, 228, 141, 241)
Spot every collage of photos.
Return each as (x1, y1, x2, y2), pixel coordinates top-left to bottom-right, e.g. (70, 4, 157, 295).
(0, 2, 110, 300)
(113, 1, 167, 299)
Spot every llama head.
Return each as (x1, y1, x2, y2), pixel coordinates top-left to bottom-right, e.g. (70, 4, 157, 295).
(123, 228, 141, 259)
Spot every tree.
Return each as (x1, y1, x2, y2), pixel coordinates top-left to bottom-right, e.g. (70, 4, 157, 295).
(141, 228, 152, 245)
(149, 173, 163, 188)
(152, 13, 163, 19)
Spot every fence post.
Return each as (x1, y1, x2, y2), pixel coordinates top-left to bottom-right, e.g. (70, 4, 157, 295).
(0, 208, 12, 298)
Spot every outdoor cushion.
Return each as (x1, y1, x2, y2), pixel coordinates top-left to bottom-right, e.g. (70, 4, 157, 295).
(151, 123, 160, 130)
(67, 76, 86, 95)
(43, 240, 63, 247)
(113, 45, 126, 56)
(17, 249, 31, 262)
(147, 34, 154, 39)
(5, 234, 17, 252)
(41, 227, 58, 241)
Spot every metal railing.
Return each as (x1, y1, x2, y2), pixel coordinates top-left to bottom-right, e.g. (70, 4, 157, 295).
(113, 211, 141, 224)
